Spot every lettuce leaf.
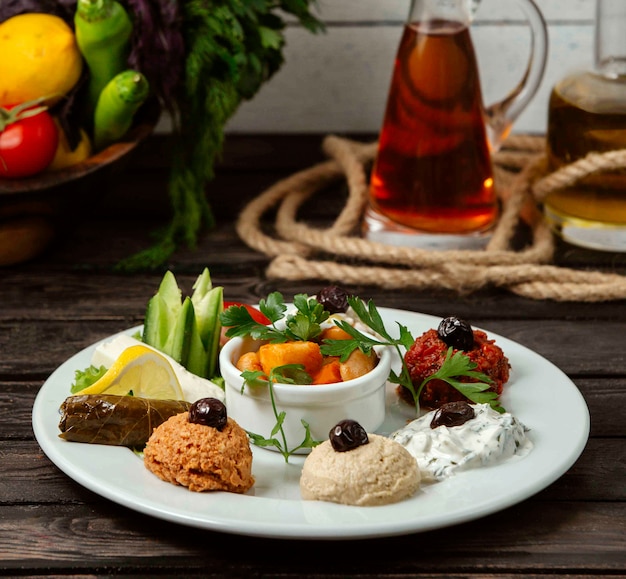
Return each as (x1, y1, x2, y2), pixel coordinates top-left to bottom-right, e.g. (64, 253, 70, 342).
(70, 365, 107, 394)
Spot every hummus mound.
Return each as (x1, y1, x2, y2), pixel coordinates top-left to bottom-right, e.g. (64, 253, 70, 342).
(144, 413, 254, 493)
(299, 434, 420, 506)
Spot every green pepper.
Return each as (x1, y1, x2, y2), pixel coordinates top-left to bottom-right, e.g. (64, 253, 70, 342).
(93, 70, 149, 151)
(74, 0, 133, 118)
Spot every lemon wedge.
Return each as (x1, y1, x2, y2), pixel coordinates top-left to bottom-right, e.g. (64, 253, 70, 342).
(77, 344, 183, 400)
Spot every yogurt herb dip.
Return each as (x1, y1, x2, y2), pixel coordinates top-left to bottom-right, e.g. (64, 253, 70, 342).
(391, 403, 533, 482)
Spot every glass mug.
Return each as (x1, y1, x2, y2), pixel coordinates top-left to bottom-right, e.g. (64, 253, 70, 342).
(363, 0, 548, 249)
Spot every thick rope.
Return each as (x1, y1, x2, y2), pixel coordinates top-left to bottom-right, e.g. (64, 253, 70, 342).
(235, 135, 626, 302)
(265, 254, 626, 301)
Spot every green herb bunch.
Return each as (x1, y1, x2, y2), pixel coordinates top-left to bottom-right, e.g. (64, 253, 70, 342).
(116, 0, 324, 271)
(221, 292, 504, 461)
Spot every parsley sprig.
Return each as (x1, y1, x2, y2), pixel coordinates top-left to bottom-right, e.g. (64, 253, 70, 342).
(221, 292, 329, 342)
(240, 365, 322, 462)
(422, 348, 502, 409)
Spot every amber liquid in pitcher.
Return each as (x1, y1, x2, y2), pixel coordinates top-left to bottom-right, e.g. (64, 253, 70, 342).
(369, 20, 498, 234)
(545, 76, 626, 225)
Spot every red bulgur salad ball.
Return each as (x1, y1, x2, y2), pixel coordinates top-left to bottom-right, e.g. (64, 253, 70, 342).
(399, 323, 511, 410)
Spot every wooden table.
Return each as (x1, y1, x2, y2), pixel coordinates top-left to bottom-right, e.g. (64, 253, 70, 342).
(2, 135, 625, 576)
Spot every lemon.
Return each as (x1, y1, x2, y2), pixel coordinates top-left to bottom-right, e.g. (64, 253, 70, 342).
(78, 344, 184, 400)
(0, 14, 83, 107)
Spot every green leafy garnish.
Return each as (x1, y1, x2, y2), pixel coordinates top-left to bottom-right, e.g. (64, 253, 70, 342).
(419, 348, 502, 411)
(70, 365, 107, 394)
(286, 294, 329, 341)
(241, 365, 322, 461)
(220, 291, 328, 343)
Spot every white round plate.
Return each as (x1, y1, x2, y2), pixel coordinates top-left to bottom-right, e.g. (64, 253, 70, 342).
(32, 308, 590, 540)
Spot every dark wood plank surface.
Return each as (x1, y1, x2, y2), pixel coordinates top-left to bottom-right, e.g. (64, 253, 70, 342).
(1, 135, 625, 577)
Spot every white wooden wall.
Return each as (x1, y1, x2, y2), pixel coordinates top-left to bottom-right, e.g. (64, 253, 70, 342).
(160, 0, 596, 136)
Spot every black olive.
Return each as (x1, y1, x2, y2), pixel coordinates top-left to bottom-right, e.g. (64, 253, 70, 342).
(437, 316, 474, 351)
(189, 398, 227, 431)
(329, 419, 369, 452)
(316, 285, 349, 314)
(430, 401, 476, 429)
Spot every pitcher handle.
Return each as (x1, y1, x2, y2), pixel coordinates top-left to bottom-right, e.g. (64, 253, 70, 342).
(484, 0, 548, 151)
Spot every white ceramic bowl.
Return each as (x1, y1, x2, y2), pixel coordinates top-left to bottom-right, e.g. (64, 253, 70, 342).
(220, 335, 391, 454)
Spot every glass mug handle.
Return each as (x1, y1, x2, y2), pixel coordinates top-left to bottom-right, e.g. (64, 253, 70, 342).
(483, 0, 548, 151)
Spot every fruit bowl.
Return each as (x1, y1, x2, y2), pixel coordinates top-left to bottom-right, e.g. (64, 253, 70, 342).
(220, 334, 392, 454)
(0, 101, 160, 266)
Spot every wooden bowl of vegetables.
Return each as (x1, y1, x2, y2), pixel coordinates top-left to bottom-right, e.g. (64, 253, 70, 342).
(0, 0, 160, 266)
(0, 100, 159, 266)
(0, 99, 159, 194)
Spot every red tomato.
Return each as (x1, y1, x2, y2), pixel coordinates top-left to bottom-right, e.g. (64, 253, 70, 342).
(223, 301, 271, 325)
(0, 103, 59, 178)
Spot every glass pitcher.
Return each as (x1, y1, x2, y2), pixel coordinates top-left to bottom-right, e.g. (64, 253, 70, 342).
(363, 0, 548, 249)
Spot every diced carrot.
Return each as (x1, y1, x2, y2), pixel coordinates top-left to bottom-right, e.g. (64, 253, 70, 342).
(258, 341, 323, 376)
(312, 358, 343, 384)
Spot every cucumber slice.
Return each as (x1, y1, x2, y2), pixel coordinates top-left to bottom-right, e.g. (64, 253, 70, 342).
(142, 271, 182, 351)
(185, 319, 209, 378)
(204, 286, 224, 378)
(141, 268, 224, 379)
(191, 287, 224, 378)
(164, 296, 195, 366)
(142, 294, 166, 350)
(191, 267, 212, 306)
(191, 268, 223, 378)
